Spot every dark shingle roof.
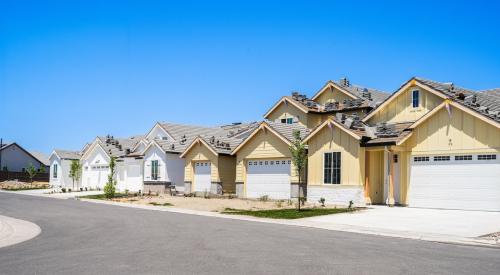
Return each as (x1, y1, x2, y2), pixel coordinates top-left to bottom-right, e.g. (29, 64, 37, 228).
(97, 135, 144, 158)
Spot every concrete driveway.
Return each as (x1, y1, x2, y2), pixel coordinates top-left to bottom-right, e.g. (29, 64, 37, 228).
(300, 206, 500, 239)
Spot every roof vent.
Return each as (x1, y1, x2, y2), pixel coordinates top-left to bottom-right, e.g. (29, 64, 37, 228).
(171, 144, 175, 150)
(125, 148, 131, 154)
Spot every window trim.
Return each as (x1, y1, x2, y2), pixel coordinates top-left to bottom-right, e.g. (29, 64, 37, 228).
(323, 152, 341, 185)
(412, 89, 420, 108)
(151, 160, 159, 180)
(53, 164, 58, 178)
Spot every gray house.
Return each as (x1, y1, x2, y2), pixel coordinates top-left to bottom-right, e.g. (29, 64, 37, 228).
(0, 142, 49, 172)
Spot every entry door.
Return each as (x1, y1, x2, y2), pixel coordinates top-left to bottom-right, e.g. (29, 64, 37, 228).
(194, 162, 211, 192)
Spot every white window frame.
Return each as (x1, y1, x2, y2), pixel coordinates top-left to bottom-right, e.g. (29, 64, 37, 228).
(151, 160, 159, 180)
(53, 164, 58, 178)
(323, 152, 341, 185)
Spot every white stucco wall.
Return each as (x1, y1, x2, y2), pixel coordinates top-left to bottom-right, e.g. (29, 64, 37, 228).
(116, 158, 143, 192)
(143, 145, 168, 182)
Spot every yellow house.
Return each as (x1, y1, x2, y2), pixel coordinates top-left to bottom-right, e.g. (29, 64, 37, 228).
(263, 79, 389, 129)
(303, 77, 500, 211)
(231, 121, 309, 199)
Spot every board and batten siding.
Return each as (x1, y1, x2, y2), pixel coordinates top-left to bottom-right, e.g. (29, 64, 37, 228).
(314, 86, 354, 105)
(306, 125, 366, 206)
(183, 142, 220, 185)
(396, 106, 500, 205)
(367, 86, 443, 124)
(265, 101, 308, 128)
(235, 129, 299, 184)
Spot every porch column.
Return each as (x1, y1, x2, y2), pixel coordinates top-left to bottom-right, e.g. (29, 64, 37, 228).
(364, 150, 372, 204)
(387, 150, 395, 206)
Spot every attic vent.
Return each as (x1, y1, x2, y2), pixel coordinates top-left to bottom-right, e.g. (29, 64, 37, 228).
(340, 77, 350, 87)
(125, 149, 131, 154)
(170, 144, 175, 150)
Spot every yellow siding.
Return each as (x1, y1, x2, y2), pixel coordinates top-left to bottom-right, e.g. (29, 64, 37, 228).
(235, 128, 299, 184)
(404, 107, 500, 154)
(307, 113, 329, 129)
(307, 126, 365, 187)
(266, 101, 308, 127)
(218, 155, 237, 193)
(315, 86, 354, 105)
(183, 142, 220, 189)
(368, 86, 443, 124)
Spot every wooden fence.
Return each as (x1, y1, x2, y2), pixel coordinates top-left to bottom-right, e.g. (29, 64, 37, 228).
(0, 171, 49, 182)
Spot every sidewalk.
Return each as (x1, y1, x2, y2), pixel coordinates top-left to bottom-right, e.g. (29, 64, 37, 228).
(77, 198, 500, 248)
(0, 215, 41, 248)
(0, 189, 103, 199)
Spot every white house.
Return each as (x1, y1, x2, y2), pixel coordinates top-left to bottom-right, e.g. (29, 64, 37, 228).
(80, 135, 143, 192)
(140, 122, 257, 194)
(49, 149, 81, 189)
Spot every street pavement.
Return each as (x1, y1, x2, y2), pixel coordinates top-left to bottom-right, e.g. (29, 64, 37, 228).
(0, 192, 499, 275)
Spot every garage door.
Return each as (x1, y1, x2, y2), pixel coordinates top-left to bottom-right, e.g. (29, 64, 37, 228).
(194, 162, 211, 192)
(409, 154, 500, 211)
(246, 159, 291, 200)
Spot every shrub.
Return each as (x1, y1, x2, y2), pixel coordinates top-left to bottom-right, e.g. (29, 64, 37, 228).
(80, 188, 83, 192)
(319, 197, 326, 207)
(85, 187, 88, 191)
(61, 188, 66, 193)
(348, 200, 354, 210)
(124, 189, 129, 196)
(275, 200, 284, 208)
(259, 195, 269, 202)
(68, 188, 72, 193)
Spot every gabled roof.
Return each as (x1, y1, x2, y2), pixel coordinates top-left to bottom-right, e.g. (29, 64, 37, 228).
(311, 79, 389, 108)
(231, 121, 310, 155)
(302, 118, 362, 143)
(0, 142, 49, 166)
(263, 96, 312, 119)
(363, 77, 500, 124)
(51, 149, 81, 160)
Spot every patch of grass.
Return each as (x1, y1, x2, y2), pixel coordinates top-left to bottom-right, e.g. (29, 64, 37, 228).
(77, 193, 128, 200)
(222, 207, 357, 219)
(149, 202, 173, 207)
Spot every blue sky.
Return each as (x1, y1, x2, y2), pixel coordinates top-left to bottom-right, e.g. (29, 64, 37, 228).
(1, 0, 499, 154)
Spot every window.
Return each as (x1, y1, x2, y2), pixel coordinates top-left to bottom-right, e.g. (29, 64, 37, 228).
(280, 118, 287, 124)
(151, 160, 159, 180)
(323, 152, 341, 184)
(478, 154, 497, 160)
(286, 118, 293, 124)
(393, 154, 398, 163)
(412, 90, 420, 108)
(414, 156, 429, 162)
(53, 164, 58, 178)
(433, 156, 450, 161)
(455, 155, 472, 161)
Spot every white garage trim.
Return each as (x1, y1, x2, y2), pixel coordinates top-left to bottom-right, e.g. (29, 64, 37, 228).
(193, 162, 211, 193)
(409, 153, 500, 211)
(246, 159, 291, 200)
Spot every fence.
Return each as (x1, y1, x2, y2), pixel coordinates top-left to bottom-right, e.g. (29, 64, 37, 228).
(0, 171, 49, 182)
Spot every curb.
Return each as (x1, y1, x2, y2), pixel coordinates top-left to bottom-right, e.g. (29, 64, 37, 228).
(0, 215, 41, 249)
(76, 198, 500, 249)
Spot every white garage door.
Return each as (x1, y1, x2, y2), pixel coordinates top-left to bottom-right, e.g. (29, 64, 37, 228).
(409, 154, 500, 211)
(246, 159, 291, 200)
(194, 162, 211, 192)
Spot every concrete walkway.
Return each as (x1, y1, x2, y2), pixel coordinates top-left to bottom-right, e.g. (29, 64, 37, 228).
(77, 198, 500, 248)
(0, 215, 41, 248)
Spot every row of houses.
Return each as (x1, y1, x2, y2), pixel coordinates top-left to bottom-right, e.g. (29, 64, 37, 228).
(49, 77, 500, 211)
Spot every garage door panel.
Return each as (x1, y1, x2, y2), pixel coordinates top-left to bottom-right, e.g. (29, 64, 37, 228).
(194, 162, 211, 192)
(246, 159, 291, 200)
(409, 154, 500, 211)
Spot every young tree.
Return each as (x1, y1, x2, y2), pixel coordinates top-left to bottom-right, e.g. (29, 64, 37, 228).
(104, 157, 117, 199)
(289, 130, 307, 211)
(69, 160, 82, 190)
(25, 163, 38, 186)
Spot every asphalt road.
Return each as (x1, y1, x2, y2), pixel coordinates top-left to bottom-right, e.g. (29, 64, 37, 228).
(0, 192, 499, 275)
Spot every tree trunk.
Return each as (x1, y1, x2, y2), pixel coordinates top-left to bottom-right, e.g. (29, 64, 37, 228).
(297, 170, 301, 211)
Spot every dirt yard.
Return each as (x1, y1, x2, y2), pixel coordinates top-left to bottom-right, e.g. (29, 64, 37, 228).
(0, 180, 50, 190)
(112, 195, 311, 212)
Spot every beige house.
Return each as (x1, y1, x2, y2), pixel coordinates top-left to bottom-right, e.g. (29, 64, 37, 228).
(302, 77, 500, 210)
(231, 121, 309, 199)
